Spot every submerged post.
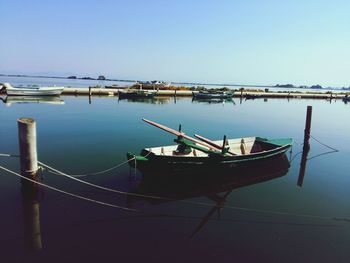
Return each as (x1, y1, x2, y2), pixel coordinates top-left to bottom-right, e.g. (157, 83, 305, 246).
(18, 118, 38, 178)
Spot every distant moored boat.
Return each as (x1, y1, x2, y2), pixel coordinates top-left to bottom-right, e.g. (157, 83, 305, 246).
(2, 83, 64, 96)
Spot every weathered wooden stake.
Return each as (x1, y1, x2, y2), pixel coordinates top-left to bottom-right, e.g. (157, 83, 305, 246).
(18, 118, 38, 178)
(303, 106, 312, 147)
(298, 106, 313, 187)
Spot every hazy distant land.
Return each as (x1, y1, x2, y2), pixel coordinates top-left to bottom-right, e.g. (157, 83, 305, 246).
(0, 73, 349, 91)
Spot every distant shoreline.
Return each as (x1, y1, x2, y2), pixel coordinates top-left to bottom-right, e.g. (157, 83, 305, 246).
(0, 73, 349, 91)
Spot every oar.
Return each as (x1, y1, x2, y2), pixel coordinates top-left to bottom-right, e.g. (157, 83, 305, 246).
(142, 118, 220, 151)
(194, 134, 236, 155)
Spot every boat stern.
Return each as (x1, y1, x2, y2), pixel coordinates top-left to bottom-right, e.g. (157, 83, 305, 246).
(126, 152, 150, 168)
(256, 137, 293, 147)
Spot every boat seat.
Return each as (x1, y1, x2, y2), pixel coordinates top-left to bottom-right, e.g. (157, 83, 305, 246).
(172, 150, 191, 156)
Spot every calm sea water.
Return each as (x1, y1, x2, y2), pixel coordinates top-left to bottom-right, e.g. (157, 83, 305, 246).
(0, 79, 350, 262)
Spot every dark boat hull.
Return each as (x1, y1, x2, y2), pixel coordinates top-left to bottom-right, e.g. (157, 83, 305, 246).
(127, 142, 292, 172)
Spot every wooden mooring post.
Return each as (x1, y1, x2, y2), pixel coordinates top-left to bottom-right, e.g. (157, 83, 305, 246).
(18, 118, 42, 250)
(303, 105, 312, 148)
(18, 118, 38, 178)
(298, 106, 312, 187)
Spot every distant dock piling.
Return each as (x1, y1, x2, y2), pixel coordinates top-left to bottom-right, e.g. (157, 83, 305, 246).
(18, 118, 38, 178)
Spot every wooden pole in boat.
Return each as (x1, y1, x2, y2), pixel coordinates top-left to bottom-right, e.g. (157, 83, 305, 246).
(222, 135, 227, 154)
(18, 118, 38, 178)
(194, 134, 236, 155)
(142, 118, 218, 151)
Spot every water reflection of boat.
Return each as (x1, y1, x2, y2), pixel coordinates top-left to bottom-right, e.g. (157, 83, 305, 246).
(128, 154, 290, 205)
(2, 83, 64, 96)
(0, 96, 65, 105)
(118, 97, 170, 104)
(245, 94, 263, 100)
(192, 97, 234, 104)
(128, 153, 290, 238)
(192, 91, 233, 99)
(118, 90, 156, 99)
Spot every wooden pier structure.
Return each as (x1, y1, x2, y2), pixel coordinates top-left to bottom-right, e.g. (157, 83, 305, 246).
(60, 87, 348, 100)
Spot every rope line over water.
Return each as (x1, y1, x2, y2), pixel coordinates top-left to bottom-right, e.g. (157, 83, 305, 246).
(310, 135, 339, 152)
(45, 158, 135, 177)
(0, 153, 20, 158)
(0, 165, 138, 212)
(1, 164, 350, 223)
(0, 131, 347, 224)
(38, 159, 220, 206)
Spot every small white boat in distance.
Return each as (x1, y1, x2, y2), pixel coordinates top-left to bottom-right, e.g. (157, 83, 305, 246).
(2, 83, 64, 96)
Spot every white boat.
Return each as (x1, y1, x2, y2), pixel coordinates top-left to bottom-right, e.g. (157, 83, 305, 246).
(2, 83, 64, 96)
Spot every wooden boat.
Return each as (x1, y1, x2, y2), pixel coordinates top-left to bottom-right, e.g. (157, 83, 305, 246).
(127, 119, 293, 170)
(2, 83, 64, 96)
(192, 91, 233, 99)
(118, 90, 156, 99)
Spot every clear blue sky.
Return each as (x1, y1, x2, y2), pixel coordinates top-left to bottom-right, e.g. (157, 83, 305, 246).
(0, 0, 349, 87)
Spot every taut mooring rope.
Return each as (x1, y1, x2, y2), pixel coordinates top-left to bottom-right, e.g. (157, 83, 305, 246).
(0, 165, 138, 212)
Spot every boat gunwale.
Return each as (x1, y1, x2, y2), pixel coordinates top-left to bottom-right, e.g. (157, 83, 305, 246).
(140, 138, 293, 161)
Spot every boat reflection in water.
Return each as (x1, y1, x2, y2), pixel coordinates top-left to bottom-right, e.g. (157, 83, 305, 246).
(118, 97, 171, 105)
(192, 97, 235, 105)
(128, 154, 290, 236)
(0, 96, 64, 105)
(128, 154, 290, 205)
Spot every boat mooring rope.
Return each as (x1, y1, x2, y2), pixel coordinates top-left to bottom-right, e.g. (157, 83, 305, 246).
(310, 134, 339, 152)
(0, 134, 347, 223)
(1, 164, 350, 223)
(0, 165, 138, 212)
(0, 153, 20, 158)
(38, 159, 219, 206)
(44, 157, 136, 177)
